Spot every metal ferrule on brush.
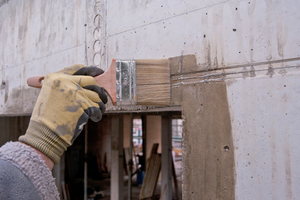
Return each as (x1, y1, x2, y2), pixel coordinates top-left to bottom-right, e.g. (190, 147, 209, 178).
(116, 60, 137, 105)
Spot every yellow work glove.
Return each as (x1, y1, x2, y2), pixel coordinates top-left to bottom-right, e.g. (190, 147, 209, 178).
(19, 64, 108, 164)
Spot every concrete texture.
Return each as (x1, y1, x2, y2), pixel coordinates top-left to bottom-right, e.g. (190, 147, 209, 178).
(0, 0, 103, 115)
(226, 74, 300, 200)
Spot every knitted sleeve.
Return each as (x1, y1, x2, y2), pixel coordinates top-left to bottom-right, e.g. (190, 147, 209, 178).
(0, 142, 59, 200)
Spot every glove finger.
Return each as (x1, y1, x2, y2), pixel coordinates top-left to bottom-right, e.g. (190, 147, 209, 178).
(85, 106, 103, 122)
(73, 66, 104, 77)
(69, 76, 99, 88)
(81, 88, 101, 103)
(98, 101, 106, 114)
(57, 65, 104, 77)
(71, 104, 102, 144)
(83, 85, 108, 104)
(69, 76, 108, 104)
(57, 64, 86, 75)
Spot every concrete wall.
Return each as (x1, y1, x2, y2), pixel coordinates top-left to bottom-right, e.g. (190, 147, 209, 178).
(0, 0, 105, 115)
(226, 75, 300, 200)
(1, 0, 300, 199)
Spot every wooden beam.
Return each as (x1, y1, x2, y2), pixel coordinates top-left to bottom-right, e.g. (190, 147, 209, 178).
(161, 115, 172, 200)
(141, 115, 147, 172)
(111, 115, 124, 200)
(172, 155, 180, 200)
(139, 144, 161, 199)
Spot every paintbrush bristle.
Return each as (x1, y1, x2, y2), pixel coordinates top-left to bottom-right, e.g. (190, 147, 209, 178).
(135, 59, 170, 106)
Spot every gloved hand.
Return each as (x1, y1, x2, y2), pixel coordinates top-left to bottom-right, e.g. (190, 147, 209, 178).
(19, 64, 108, 164)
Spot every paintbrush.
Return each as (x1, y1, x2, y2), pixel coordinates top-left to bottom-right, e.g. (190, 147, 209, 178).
(27, 59, 170, 106)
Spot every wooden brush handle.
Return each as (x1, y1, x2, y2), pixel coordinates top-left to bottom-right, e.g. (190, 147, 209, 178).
(27, 76, 45, 88)
(27, 59, 117, 105)
(95, 59, 117, 105)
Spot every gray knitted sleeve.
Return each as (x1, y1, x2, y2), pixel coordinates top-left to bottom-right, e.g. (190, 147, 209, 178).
(0, 142, 60, 200)
(0, 158, 41, 199)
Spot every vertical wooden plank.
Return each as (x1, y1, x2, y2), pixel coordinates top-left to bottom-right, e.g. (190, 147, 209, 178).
(111, 115, 124, 200)
(172, 155, 180, 200)
(128, 113, 133, 200)
(141, 115, 147, 171)
(161, 115, 172, 200)
(84, 124, 88, 200)
(139, 148, 161, 199)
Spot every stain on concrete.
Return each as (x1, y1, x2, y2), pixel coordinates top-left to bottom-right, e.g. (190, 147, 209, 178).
(276, 24, 286, 58)
(3, 87, 39, 115)
(48, 32, 56, 43)
(206, 42, 212, 70)
(0, 0, 9, 7)
(247, 0, 256, 15)
(274, 1, 288, 58)
(266, 64, 275, 77)
(250, 66, 256, 77)
(179, 81, 235, 200)
(284, 142, 293, 199)
(2, 80, 8, 103)
(5, 87, 24, 114)
(266, 54, 272, 61)
(18, 26, 27, 40)
(214, 56, 219, 69)
(242, 67, 249, 79)
(169, 54, 197, 75)
(221, 69, 226, 80)
(279, 68, 287, 76)
(11, 87, 21, 98)
(1, 81, 5, 90)
(242, 66, 256, 79)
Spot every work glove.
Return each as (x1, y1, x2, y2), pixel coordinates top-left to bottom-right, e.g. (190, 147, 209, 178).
(19, 64, 108, 164)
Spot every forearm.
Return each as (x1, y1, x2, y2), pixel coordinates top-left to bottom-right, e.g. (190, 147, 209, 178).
(21, 142, 54, 170)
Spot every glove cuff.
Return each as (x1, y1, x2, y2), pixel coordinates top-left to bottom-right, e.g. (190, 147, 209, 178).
(19, 120, 69, 164)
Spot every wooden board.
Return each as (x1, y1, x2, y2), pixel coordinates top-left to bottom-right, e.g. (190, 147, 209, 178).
(139, 154, 161, 199)
(124, 147, 139, 175)
(139, 143, 161, 199)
